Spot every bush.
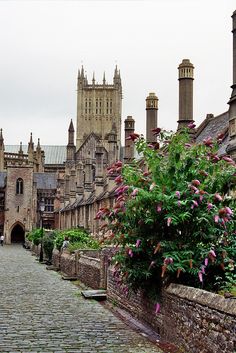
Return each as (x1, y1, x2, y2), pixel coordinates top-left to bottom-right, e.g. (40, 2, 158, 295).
(54, 228, 99, 251)
(97, 128, 236, 296)
(27, 228, 44, 246)
(42, 231, 56, 261)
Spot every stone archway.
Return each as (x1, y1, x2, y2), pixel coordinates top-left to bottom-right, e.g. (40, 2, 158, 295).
(11, 224, 25, 243)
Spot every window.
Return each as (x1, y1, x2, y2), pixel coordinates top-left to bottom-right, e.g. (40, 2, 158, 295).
(16, 178, 23, 194)
(45, 198, 54, 212)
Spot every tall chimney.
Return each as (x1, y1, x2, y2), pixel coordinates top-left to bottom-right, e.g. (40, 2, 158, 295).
(124, 116, 135, 162)
(146, 92, 158, 143)
(227, 10, 236, 159)
(177, 59, 194, 130)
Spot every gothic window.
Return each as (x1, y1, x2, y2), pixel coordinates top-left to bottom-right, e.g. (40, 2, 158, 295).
(16, 178, 23, 194)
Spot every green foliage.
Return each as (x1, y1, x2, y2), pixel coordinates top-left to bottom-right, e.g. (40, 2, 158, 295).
(42, 232, 56, 261)
(27, 228, 44, 246)
(98, 129, 236, 296)
(53, 228, 100, 251)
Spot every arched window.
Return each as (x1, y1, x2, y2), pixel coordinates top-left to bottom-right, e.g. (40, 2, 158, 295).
(16, 178, 23, 194)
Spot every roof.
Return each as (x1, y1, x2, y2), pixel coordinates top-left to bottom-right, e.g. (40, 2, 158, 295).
(33, 173, 57, 189)
(5, 145, 67, 165)
(196, 111, 229, 155)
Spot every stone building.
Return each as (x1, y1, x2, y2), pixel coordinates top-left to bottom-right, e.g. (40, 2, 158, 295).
(1, 9, 236, 242)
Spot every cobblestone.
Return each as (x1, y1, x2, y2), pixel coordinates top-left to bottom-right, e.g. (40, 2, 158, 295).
(0, 246, 163, 353)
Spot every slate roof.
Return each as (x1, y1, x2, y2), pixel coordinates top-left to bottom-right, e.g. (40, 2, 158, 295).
(33, 173, 57, 189)
(0, 172, 6, 188)
(5, 145, 67, 165)
(196, 111, 229, 155)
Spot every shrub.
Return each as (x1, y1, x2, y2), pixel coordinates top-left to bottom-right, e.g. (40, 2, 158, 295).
(27, 228, 44, 246)
(97, 128, 236, 296)
(54, 228, 98, 251)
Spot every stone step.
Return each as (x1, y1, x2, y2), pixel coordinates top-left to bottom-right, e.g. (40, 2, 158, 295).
(81, 289, 107, 301)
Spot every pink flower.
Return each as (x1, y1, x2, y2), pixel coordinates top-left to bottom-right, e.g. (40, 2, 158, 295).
(128, 249, 133, 258)
(207, 203, 213, 211)
(188, 122, 196, 129)
(225, 207, 233, 216)
(201, 265, 206, 274)
(209, 250, 216, 258)
(177, 201, 181, 207)
(185, 143, 192, 148)
(204, 258, 208, 266)
(115, 161, 123, 168)
(151, 127, 161, 136)
(191, 200, 199, 209)
(114, 175, 123, 184)
(214, 215, 219, 223)
(167, 217, 172, 226)
(192, 179, 201, 186)
(126, 133, 140, 141)
(175, 191, 180, 199)
(135, 239, 141, 248)
(131, 188, 139, 197)
(164, 257, 173, 265)
(214, 193, 223, 202)
(222, 156, 235, 164)
(203, 137, 213, 148)
(156, 204, 162, 212)
(155, 303, 161, 314)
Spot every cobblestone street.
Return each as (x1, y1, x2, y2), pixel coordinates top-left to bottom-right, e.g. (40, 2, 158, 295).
(0, 245, 163, 353)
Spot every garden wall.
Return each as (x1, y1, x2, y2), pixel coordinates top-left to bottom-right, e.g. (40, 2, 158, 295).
(51, 247, 116, 289)
(107, 268, 236, 353)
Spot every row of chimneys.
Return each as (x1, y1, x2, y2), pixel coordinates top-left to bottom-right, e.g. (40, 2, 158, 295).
(124, 10, 236, 161)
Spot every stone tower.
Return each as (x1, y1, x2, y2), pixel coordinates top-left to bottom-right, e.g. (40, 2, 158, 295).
(124, 116, 135, 162)
(76, 66, 122, 156)
(66, 119, 76, 161)
(146, 93, 158, 143)
(227, 10, 236, 159)
(177, 59, 194, 130)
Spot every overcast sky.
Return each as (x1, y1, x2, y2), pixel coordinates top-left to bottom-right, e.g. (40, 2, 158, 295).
(0, 0, 235, 146)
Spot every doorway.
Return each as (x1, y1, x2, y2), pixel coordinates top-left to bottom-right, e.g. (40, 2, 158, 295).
(11, 224, 25, 243)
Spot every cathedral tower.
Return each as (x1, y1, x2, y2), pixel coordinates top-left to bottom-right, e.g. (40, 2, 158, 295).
(177, 59, 194, 130)
(76, 66, 122, 156)
(227, 10, 236, 159)
(146, 93, 158, 143)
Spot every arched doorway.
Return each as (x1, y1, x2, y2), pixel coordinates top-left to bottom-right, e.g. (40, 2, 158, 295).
(11, 224, 25, 243)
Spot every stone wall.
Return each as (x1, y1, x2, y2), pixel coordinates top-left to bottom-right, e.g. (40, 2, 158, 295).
(162, 284, 236, 353)
(59, 250, 78, 277)
(107, 268, 236, 353)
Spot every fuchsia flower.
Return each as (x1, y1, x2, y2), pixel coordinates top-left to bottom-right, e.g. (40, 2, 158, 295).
(225, 207, 233, 216)
(204, 258, 209, 266)
(156, 204, 162, 212)
(115, 160, 123, 168)
(167, 217, 172, 226)
(214, 215, 219, 223)
(155, 303, 161, 314)
(135, 239, 141, 248)
(185, 143, 192, 148)
(209, 250, 216, 258)
(177, 201, 182, 207)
